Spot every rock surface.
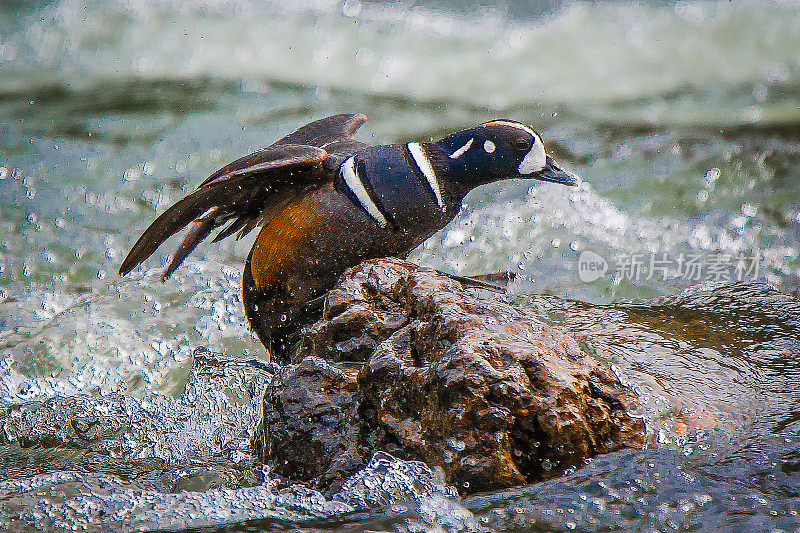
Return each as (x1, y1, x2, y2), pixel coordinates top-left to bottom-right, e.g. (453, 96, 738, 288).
(252, 258, 645, 495)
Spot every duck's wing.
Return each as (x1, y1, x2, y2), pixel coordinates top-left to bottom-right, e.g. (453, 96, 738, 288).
(272, 112, 367, 150)
(120, 114, 369, 280)
(192, 113, 368, 190)
(119, 144, 327, 279)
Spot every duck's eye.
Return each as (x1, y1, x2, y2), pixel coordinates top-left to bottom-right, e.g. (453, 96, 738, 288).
(513, 137, 531, 151)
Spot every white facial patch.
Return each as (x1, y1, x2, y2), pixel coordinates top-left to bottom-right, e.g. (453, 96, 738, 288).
(517, 133, 546, 175)
(483, 140, 495, 153)
(449, 138, 473, 159)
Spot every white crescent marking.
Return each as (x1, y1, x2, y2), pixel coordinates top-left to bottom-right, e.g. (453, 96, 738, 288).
(449, 138, 473, 159)
(407, 142, 445, 211)
(341, 156, 388, 228)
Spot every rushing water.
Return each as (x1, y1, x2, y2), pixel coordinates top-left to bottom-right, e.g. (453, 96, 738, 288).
(1, 0, 799, 531)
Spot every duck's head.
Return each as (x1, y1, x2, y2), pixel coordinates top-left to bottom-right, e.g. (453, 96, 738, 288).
(437, 119, 579, 188)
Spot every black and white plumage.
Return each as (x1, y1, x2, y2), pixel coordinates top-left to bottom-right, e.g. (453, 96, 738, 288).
(119, 114, 578, 361)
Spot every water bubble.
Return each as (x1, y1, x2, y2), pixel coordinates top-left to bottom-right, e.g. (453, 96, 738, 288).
(744, 106, 762, 123)
(342, 0, 361, 17)
(752, 84, 767, 102)
(765, 62, 789, 82)
(123, 168, 141, 182)
(703, 168, 720, 188)
(355, 47, 374, 67)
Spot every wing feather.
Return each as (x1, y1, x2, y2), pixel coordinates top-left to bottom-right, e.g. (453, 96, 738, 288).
(211, 216, 249, 243)
(120, 114, 370, 279)
(195, 114, 367, 189)
(273, 113, 367, 148)
(119, 144, 327, 277)
(161, 215, 218, 280)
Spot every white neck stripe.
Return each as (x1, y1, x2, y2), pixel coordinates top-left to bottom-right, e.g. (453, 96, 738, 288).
(407, 142, 445, 211)
(449, 138, 473, 159)
(341, 156, 388, 228)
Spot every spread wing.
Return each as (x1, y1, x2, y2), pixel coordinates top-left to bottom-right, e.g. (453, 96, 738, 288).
(119, 113, 368, 280)
(272, 112, 367, 150)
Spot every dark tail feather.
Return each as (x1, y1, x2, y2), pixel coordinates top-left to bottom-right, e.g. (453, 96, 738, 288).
(161, 215, 218, 280)
(236, 218, 260, 240)
(119, 192, 212, 277)
(211, 217, 249, 243)
(119, 144, 329, 278)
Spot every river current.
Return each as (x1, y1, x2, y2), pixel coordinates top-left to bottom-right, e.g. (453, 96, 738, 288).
(1, 0, 799, 530)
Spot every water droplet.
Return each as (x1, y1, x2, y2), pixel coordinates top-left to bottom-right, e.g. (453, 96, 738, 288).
(342, 0, 361, 17)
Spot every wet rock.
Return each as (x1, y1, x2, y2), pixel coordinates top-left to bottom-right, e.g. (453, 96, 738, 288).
(250, 356, 362, 493)
(252, 258, 645, 494)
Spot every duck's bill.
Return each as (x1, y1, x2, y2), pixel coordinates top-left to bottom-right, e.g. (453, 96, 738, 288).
(533, 156, 580, 186)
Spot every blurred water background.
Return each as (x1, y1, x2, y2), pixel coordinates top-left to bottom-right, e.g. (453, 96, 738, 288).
(1, 0, 799, 531)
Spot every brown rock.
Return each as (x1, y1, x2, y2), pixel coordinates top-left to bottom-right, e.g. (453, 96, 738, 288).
(250, 356, 363, 493)
(252, 258, 645, 494)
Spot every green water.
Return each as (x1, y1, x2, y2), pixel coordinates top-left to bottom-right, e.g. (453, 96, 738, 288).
(0, 0, 799, 530)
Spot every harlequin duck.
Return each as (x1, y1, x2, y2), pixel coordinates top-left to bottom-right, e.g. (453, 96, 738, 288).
(119, 114, 578, 361)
